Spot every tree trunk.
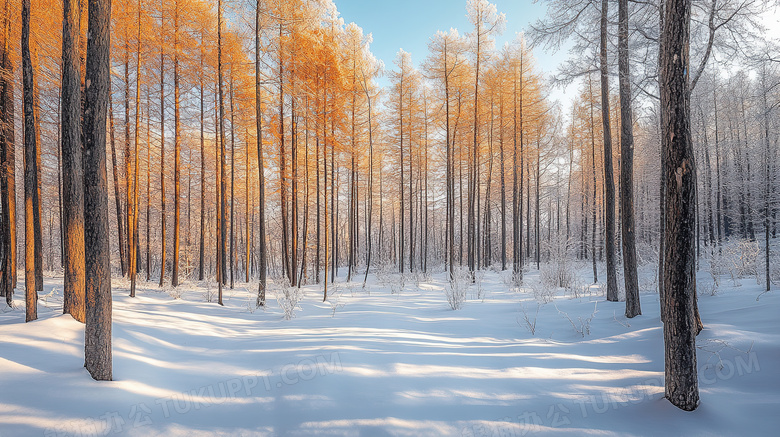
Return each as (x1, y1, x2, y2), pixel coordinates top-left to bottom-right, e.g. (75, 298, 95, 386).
(0, 0, 13, 304)
(363, 80, 374, 287)
(255, 0, 266, 305)
(172, 0, 181, 287)
(108, 93, 126, 277)
(229, 72, 235, 289)
(588, 74, 598, 284)
(22, 0, 38, 321)
(61, 0, 85, 322)
(199, 34, 206, 281)
(660, 0, 699, 411)
(619, 0, 641, 317)
(600, 0, 618, 302)
(217, 0, 226, 304)
(130, 0, 141, 296)
(159, 11, 166, 288)
(83, 0, 113, 382)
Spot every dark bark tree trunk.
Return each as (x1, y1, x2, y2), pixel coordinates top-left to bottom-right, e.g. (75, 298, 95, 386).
(61, 0, 85, 322)
(588, 74, 598, 284)
(57, 89, 64, 269)
(363, 77, 375, 287)
(108, 93, 126, 277)
(172, 0, 181, 287)
(399, 65, 405, 274)
(600, 0, 618, 302)
(255, 0, 267, 305)
(199, 33, 206, 281)
(660, 0, 699, 411)
(22, 0, 38, 322)
(159, 9, 166, 288)
(0, 0, 13, 305)
(619, 0, 641, 318)
(761, 70, 772, 292)
(83, 0, 113, 382)
(217, 0, 226, 304)
(129, 0, 141, 296)
(229, 72, 235, 289)
(500, 88, 506, 271)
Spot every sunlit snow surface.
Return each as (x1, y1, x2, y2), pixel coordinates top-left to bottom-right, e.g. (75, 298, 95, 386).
(0, 266, 777, 436)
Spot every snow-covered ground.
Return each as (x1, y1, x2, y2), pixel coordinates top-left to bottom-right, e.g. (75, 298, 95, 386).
(0, 265, 777, 436)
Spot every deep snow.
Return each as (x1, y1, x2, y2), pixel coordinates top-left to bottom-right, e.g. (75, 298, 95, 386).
(0, 265, 777, 436)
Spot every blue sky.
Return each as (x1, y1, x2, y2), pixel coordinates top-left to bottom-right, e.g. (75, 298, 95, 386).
(334, 0, 573, 109)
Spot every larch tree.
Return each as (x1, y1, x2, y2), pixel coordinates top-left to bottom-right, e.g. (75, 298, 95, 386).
(255, 0, 267, 305)
(217, 0, 226, 304)
(0, 0, 14, 306)
(599, 0, 618, 303)
(83, 0, 113, 382)
(619, 0, 641, 318)
(172, 0, 181, 287)
(158, 0, 167, 288)
(466, 0, 504, 275)
(424, 28, 466, 281)
(660, 0, 699, 411)
(61, 0, 86, 322)
(22, 0, 39, 322)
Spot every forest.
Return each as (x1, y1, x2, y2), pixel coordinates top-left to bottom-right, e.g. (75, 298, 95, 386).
(0, 0, 778, 435)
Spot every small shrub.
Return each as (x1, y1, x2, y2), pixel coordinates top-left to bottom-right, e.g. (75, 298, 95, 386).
(473, 270, 486, 300)
(276, 285, 303, 320)
(541, 236, 575, 289)
(519, 303, 540, 335)
(531, 283, 557, 304)
(554, 302, 598, 337)
(445, 268, 470, 310)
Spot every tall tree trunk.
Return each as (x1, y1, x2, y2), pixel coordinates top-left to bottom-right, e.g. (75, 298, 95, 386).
(588, 74, 598, 284)
(158, 7, 166, 288)
(57, 88, 64, 269)
(500, 88, 506, 271)
(535, 138, 540, 270)
(22, 0, 38, 321)
(363, 78, 374, 287)
(229, 72, 235, 289)
(601, 0, 618, 302)
(445, 45, 455, 280)
(255, 0, 266, 304)
(470, 23, 481, 276)
(660, 0, 699, 411)
(145, 90, 150, 282)
(278, 21, 290, 284)
(761, 70, 772, 292)
(713, 88, 722, 247)
(298, 111, 310, 287)
(108, 93, 126, 277)
(130, 0, 141, 296)
(619, 0, 641, 317)
(217, 0, 226, 304)
(0, 0, 13, 304)
(83, 0, 113, 382)
(246, 128, 250, 284)
(199, 34, 206, 281)
(61, 0, 85, 322)
(399, 68, 405, 274)
(172, 0, 181, 287)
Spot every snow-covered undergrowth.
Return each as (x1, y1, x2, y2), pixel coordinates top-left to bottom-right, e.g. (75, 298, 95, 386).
(0, 265, 777, 436)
